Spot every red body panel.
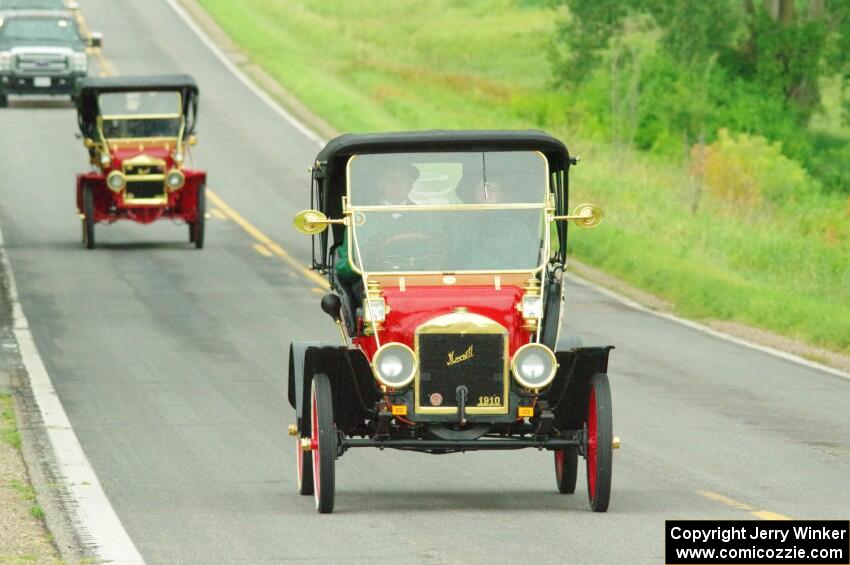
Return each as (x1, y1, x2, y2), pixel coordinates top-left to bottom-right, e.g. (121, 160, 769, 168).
(75, 146, 206, 224)
(354, 285, 532, 361)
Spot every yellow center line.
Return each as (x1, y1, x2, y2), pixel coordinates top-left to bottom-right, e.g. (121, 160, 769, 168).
(253, 243, 273, 257)
(75, 10, 115, 77)
(699, 491, 793, 520)
(206, 189, 330, 290)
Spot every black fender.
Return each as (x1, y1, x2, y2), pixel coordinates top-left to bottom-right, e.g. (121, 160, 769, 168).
(545, 346, 613, 431)
(288, 342, 377, 435)
(288, 341, 333, 433)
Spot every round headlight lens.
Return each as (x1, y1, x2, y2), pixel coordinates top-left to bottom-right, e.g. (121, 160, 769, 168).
(373, 342, 416, 388)
(511, 343, 557, 389)
(166, 169, 185, 190)
(106, 170, 125, 191)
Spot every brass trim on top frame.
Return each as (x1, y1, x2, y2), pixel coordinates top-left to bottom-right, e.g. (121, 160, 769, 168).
(343, 151, 553, 278)
(414, 311, 510, 416)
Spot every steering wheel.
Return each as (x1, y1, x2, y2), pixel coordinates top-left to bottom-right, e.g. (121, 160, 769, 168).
(378, 233, 445, 270)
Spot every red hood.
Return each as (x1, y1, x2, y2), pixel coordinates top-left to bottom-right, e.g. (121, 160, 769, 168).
(107, 146, 174, 171)
(356, 285, 532, 360)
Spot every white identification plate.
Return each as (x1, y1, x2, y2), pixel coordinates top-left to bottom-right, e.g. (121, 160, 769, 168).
(34, 77, 52, 88)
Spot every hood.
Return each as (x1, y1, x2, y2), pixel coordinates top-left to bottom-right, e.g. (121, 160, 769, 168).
(357, 284, 532, 360)
(106, 146, 175, 171)
(2, 39, 83, 51)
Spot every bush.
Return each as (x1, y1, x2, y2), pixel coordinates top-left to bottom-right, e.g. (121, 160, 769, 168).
(696, 129, 821, 208)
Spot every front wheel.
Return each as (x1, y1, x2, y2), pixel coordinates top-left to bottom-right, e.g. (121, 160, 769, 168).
(311, 373, 336, 513)
(190, 183, 206, 249)
(585, 373, 613, 512)
(82, 184, 95, 249)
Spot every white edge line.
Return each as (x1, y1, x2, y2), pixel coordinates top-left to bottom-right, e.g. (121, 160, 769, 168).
(0, 231, 144, 563)
(169, 0, 850, 383)
(565, 272, 850, 381)
(163, 0, 326, 149)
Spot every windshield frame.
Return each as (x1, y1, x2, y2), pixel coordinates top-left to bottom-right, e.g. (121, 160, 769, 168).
(344, 151, 552, 276)
(95, 90, 185, 143)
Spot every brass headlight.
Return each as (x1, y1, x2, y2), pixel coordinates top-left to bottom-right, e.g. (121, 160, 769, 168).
(511, 343, 557, 389)
(166, 169, 185, 191)
(106, 170, 126, 191)
(372, 342, 417, 388)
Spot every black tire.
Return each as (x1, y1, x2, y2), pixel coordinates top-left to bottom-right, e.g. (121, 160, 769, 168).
(0, 94, 8, 108)
(310, 373, 336, 514)
(554, 448, 578, 494)
(585, 373, 613, 512)
(191, 183, 205, 249)
(82, 184, 95, 249)
(296, 429, 314, 495)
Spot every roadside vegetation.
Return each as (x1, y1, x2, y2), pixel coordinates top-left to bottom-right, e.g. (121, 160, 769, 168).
(196, 0, 850, 355)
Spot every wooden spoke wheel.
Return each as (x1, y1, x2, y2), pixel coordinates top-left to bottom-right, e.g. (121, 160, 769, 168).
(585, 373, 613, 512)
(310, 373, 336, 514)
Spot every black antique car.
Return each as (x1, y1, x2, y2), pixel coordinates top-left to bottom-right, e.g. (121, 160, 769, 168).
(288, 130, 616, 513)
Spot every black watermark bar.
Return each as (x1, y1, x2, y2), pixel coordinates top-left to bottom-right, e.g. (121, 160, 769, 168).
(666, 520, 849, 564)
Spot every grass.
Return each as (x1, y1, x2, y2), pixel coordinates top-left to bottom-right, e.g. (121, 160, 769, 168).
(1, 393, 21, 450)
(196, 0, 850, 354)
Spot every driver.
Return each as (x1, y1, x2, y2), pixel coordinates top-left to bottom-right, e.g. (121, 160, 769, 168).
(335, 160, 419, 289)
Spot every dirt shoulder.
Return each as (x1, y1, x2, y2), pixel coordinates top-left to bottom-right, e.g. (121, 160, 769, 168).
(0, 392, 60, 565)
(570, 260, 850, 374)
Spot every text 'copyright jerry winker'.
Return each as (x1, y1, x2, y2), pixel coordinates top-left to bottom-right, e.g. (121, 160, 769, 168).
(665, 520, 849, 564)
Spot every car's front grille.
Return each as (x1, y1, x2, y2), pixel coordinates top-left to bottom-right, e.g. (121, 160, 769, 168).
(125, 180, 165, 201)
(417, 333, 507, 413)
(15, 53, 68, 75)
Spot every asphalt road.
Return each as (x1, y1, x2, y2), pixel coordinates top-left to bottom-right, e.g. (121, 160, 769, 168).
(1, 1, 849, 563)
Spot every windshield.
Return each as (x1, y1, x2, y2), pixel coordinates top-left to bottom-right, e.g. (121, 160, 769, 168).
(0, 0, 65, 8)
(0, 17, 80, 41)
(98, 91, 182, 139)
(347, 151, 549, 273)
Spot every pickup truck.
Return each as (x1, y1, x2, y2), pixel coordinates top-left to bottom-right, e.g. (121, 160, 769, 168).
(0, 10, 99, 107)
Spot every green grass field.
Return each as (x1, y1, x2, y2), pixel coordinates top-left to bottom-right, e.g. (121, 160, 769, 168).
(197, 0, 850, 355)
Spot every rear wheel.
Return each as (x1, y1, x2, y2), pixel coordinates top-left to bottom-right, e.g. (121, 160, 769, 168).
(0, 94, 8, 108)
(82, 184, 95, 249)
(585, 373, 613, 512)
(554, 448, 578, 494)
(190, 183, 206, 249)
(296, 432, 314, 495)
(311, 373, 336, 514)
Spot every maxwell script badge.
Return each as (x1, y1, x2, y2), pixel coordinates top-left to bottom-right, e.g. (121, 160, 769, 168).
(447, 345, 474, 366)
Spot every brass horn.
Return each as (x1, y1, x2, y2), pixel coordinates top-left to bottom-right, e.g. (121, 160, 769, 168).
(293, 209, 344, 235)
(552, 203, 603, 229)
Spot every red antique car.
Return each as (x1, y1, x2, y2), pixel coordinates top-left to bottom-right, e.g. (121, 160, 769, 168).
(289, 130, 616, 513)
(74, 75, 206, 248)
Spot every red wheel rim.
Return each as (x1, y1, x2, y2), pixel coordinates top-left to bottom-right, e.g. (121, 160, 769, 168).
(587, 386, 598, 499)
(311, 384, 320, 503)
(555, 450, 564, 479)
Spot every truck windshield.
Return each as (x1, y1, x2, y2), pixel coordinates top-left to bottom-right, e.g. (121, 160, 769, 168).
(0, 17, 81, 41)
(0, 0, 66, 8)
(99, 91, 182, 139)
(347, 151, 549, 273)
